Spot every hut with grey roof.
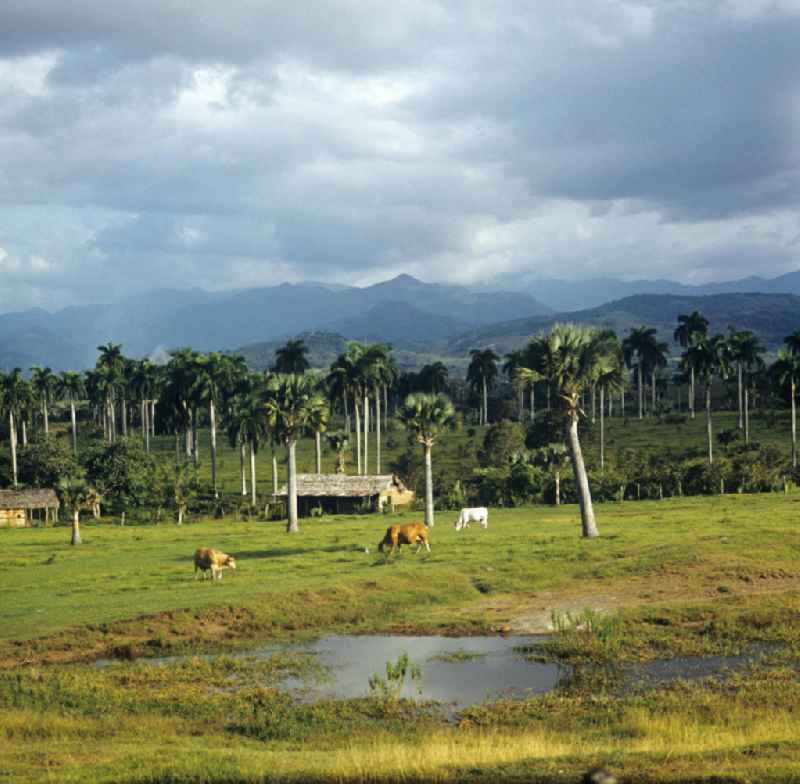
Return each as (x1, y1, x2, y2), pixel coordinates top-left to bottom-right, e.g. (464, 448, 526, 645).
(0, 489, 60, 527)
(276, 474, 415, 517)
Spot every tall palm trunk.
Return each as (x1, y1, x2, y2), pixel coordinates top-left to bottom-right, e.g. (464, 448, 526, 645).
(191, 408, 198, 467)
(482, 376, 488, 425)
(791, 379, 797, 469)
(555, 469, 561, 506)
(744, 387, 750, 446)
(591, 385, 596, 423)
(71, 510, 82, 546)
(250, 441, 257, 507)
(363, 392, 369, 475)
(9, 411, 18, 487)
(690, 367, 696, 419)
(706, 383, 714, 465)
(566, 415, 598, 538)
(737, 363, 743, 430)
(343, 392, 350, 434)
(354, 393, 362, 474)
(424, 442, 434, 527)
(376, 390, 381, 474)
(272, 454, 278, 497)
(287, 439, 299, 533)
(150, 401, 156, 438)
(620, 388, 625, 418)
(637, 365, 643, 419)
(600, 386, 605, 471)
(209, 399, 218, 498)
(518, 384, 524, 421)
(315, 431, 322, 474)
(43, 399, 49, 435)
(144, 401, 150, 452)
(651, 370, 657, 413)
(70, 398, 78, 456)
(383, 384, 388, 431)
(121, 399, 127, 437)
(240, 442, 248, 496)
(21, 419, 27, 447)
(530, 384, 535, 423)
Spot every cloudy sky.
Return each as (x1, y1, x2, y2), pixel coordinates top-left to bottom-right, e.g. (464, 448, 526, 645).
(1, 0, 800, 310)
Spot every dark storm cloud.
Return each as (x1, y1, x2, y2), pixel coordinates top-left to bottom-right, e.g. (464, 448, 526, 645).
(0, 1, 799, 311)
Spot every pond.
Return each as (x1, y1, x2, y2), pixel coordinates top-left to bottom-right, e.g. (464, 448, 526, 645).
(278, 634, 565, 707)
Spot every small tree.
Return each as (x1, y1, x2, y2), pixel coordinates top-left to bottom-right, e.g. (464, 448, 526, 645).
(398, 393, 455, 527)
(535, 443, 569, 506)
(57, 474, 91, 546)
(326, 431, 351, 474)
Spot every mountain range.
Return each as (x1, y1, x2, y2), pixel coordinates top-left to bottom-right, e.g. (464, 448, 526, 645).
(486, 269, 800, 312)
(0, 269, 798, 373)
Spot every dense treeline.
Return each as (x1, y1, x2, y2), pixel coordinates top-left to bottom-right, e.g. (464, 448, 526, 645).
(0, 311, 799, 543)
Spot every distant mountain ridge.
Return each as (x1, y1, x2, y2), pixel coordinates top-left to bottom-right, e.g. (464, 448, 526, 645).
(482, 268, 800, 311)
(449, 292, 800, 356)
(0, 275, 550, 371)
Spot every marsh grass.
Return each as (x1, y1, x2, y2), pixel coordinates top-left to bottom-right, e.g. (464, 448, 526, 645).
(3, 493, 800, 781)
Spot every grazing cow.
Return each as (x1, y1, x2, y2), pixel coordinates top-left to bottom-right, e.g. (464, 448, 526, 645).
(194, 547, 236, 580)
(454, 507, 488, 531)
(378, 522, 430, 555)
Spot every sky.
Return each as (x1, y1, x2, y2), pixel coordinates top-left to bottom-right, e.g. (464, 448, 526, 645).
(1, 0, 800, 311)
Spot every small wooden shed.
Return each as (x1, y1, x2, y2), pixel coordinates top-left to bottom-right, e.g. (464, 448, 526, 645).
(277, 474, 415, 517)
(0, 489, 60, 527)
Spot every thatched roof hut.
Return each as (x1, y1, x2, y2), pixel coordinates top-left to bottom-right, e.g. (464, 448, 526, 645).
(0, 489, 60, 527)
(276, 474, 415, 516)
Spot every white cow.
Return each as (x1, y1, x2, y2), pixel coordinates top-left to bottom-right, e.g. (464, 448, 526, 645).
(454, 507, 488, 531)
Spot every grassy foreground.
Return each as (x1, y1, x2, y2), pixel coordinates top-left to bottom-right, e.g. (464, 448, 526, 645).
(2, 495, 800, 782)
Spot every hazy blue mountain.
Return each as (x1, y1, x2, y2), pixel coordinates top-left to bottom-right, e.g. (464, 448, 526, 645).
(484, 268, 800, 311)
(449, 292, 800, 356)
(0, 275, 549, 370)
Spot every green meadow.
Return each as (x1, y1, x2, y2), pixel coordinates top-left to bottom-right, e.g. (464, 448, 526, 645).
(2, 491, 800, 782)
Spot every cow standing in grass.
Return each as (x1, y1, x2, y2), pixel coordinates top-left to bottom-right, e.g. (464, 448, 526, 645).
(454, 507, 488, 531)
(194, 548, 236, 580)
(378, 522, 430, 555)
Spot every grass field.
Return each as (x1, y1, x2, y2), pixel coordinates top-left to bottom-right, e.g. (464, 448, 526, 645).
(2, 493, 800, 782)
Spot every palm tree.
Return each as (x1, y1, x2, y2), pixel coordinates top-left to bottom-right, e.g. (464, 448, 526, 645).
(306, 374, 331, 474)
(592, 332, 626, 471)
(674, 311, 709, 419)
(0, 369, 27, 486)
(535, 443, 569, 505)
(398, 393, 455, 527)
(57, 371, 85, 456)
(418, 362, 449, 395)
(326, 431, 351, 474)
(503, 349, 527, 421)
(726, 329, 764, 432)
(264, 373, 326, 532)
(30, 366, 58, 436)
(96, 342, 124, 442)
(773, 340, 800, 468)
(272, 339, 311, 374)
(527, 324, 617, 538)
(227, 381, 268, 506)
(623, 327, 667, 418)
(359, 343, 393, 474)
(57, 475, 91, 546)
(685, 334, 729, 465)
(467, 348, 499, 425)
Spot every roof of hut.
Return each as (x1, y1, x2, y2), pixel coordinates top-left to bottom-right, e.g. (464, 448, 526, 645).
(276, 474, 409, 498)
(0, 488, 60, 509)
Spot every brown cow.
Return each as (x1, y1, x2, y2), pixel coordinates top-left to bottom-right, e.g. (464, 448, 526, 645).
(194, 548, 236, 580)
(378, 522, 431, 555)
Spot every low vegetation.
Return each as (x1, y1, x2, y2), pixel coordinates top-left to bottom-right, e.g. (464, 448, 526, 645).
(2, 494, 800, 781)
